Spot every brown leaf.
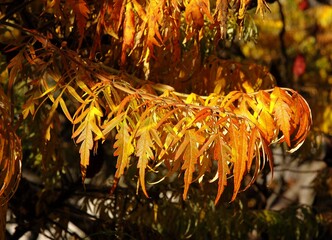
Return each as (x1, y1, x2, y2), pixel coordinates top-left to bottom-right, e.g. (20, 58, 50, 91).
(67, 0, 90, 49)
(121, 2, 136, 65)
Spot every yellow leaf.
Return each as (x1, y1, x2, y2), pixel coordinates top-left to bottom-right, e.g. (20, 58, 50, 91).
(91, 106, 103, 117)
(102, 112, 126, 136)
(73, 107, 90, 124)
(136, 117, 156, 197)
(180, 130, 205, 200)
(72, 121, 87, 139)
(113, 121, 134, 178)
(59, 98, 73, 123)
(214, 134, 231, 204)
(77, 79, 93, 95)
(67, 85, 85, 103)
(79, 123, 93, 171)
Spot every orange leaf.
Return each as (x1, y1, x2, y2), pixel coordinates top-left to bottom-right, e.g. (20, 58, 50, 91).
(121, 2, 136, 65)
(214, 134, 231, 204)
(185, 0, 204, 28)
(247, 127, 259, 172)
(229, 121, 248, 201)
(7, 52, 23, 91)
(194, 134, 216, 181)
(289, 91, 312, 152)
(271, 88, 294, 146)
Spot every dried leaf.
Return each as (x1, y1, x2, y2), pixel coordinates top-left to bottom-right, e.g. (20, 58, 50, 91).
(121, 2, 136, 65)
(67, 0, 90, 48)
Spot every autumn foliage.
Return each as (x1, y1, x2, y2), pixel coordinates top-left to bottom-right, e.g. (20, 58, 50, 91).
(0, 0, 313, 214)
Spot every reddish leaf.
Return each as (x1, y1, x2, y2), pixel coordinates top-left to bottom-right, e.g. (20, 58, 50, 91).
(67, 0, 90, 49)
(293, 54, 306, 79)
(121, 2, 136, 65)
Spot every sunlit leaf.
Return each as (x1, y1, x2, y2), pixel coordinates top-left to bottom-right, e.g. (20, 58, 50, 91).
(178, 129, 205, 200)
(113, 120, 134, 179)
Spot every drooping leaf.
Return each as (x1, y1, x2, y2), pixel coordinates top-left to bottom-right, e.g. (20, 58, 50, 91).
(113, 120, 134, 179)
(73, 101, 104, 181)
(121, 2, 135, 65)
(271, 87, 294, 146)
(213, 134, 231, 204)
(135, 116, 157, 197)
(67, 0, 90, 49)
(214, 0, 228, 38)
(229, 120, 249, 201)
(177, 129, 205, 200)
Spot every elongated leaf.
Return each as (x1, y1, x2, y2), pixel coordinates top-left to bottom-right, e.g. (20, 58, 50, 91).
(102, 112, 126, 136)
(67, 85, 85, 103)
(0, 88, 22, 206)
(59, 98, 73, 123)
(113, 120, 134, 178)
(271, 88, 294, 146)
(180, 129, 205, 200)
(135, 117, 156, 197)
(230, 121, 249, 201)
(121, 2, 135, 65)
(67, 0, 90, 48)
(78, 121, 93, 173)
(72, 102, 104, 181)
(214, 134, 231, 204)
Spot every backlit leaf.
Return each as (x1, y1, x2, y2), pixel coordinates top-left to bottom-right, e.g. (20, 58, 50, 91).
(230, 121, 249, 201)
(179, 129, 205, 200)
(214, 134, 231, 204)
(135, 116, 156, 197)
(113, 120, 134, 179)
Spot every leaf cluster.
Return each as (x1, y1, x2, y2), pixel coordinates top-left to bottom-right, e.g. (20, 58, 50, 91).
(7, 31, 312, 203)
(0, 0, 313, 210)
(0, 0, 321, 238)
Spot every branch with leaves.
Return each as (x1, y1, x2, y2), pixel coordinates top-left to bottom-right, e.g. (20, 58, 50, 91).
(5, 31, 311, 203)
(0, 0, 311, 206)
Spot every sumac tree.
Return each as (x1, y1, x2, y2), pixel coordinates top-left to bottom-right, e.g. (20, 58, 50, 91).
(0, 0, 315, 238)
